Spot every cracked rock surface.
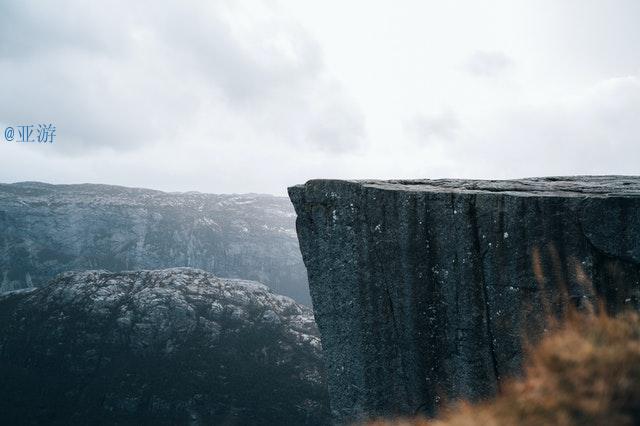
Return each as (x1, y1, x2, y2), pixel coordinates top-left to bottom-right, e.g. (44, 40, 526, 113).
(0, 182, 310, 304)
(0, 268, 329, 425)
(289, 176, 640, 424)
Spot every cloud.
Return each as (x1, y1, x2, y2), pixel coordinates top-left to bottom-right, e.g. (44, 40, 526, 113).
(404, 110, 460, 144)
(2, 1, 639, 195)
(464, 50, 514, 78)
(0, 0, 364, 155)
(411, 76, 640, 178)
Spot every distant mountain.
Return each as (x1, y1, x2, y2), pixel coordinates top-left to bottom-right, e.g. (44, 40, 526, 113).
(0, 268, 330, 425)
(0, 182, 310, 304)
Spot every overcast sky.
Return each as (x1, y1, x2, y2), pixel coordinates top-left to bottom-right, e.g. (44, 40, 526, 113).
(1, 0, 639, 195)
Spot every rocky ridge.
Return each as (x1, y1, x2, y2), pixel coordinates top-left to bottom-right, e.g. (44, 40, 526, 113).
(0, 268, 329, 425)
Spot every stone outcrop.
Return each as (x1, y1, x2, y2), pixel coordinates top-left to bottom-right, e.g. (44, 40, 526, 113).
(289, 176, 640, 423)
(0, 182, 310, 304)
(0, 268, 329, 425)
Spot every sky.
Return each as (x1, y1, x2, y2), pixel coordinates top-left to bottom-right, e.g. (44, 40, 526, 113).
(1, 0, 639, 195)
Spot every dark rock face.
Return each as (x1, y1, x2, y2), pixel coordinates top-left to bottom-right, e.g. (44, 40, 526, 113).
(0, 268, 329, 425)
(0, 182, 310, 304)
(289, 176, 640, 423)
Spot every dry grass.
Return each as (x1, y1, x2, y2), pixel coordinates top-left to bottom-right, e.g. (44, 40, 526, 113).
(368, 311, 640, 426)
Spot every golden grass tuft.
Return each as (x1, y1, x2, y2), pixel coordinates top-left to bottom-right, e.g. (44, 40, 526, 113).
(367, 311, 640, 426)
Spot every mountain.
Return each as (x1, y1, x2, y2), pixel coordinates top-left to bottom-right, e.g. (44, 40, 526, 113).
(0, 181, 310, 304)
(289, 176, 640, 423)
(0, 268, 330, 425)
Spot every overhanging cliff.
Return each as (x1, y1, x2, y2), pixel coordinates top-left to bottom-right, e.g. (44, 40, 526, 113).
(288, 176, 640, 423)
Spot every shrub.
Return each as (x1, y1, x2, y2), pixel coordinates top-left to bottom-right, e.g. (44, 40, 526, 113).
(368, 311, 640, 426)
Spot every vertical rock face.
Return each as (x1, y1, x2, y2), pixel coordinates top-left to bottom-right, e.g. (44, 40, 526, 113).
(289, 177, 640, 423)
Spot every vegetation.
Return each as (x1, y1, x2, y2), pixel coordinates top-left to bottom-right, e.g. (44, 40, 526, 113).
(367, 310, 640, 426)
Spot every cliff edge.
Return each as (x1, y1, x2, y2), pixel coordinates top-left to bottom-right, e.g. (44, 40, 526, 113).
(289, 176, 640, 423)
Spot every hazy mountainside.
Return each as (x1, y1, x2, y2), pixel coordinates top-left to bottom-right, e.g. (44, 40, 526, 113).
(0, 268, 330, 425)
(0, 181, 310, 304)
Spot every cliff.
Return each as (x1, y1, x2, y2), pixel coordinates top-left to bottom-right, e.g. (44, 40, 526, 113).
(288, 176, 640, 423)
(0, 268, 329, 424)
(0, 182, 310, 304)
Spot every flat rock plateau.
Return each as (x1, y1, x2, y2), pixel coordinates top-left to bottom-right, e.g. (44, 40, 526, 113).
(289, 176, 640, 423)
